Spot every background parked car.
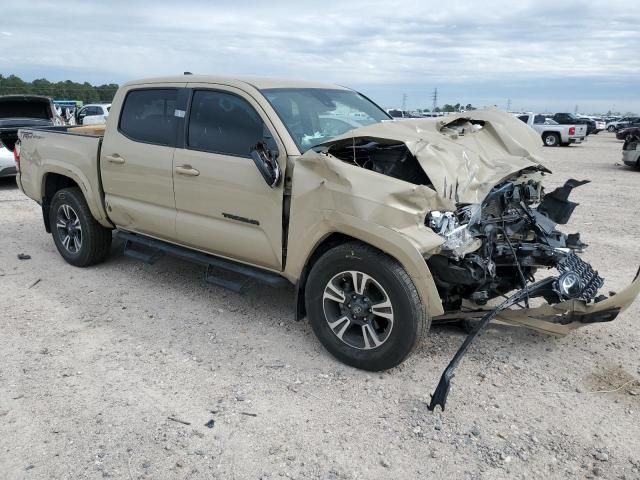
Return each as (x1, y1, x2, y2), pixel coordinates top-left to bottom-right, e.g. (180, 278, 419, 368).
(607, 116, 639, 132)
(622, 138, 640, 169)
(616, 123, 640, 141)
(76, 103, 110, 125)
(549, 112, 594, 135)
(0, 95, 60, 153)
(517, 113, 587, 146)
(579, 116, 606, 134)
(0, 142, 16, 178)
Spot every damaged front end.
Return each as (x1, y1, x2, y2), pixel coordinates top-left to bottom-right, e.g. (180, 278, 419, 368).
(308, 110, 640, 410)
(426, 176, 604, 313)
(315, 110, 638, 336)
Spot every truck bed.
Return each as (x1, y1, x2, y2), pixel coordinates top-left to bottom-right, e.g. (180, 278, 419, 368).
(17, 125, 110, 227)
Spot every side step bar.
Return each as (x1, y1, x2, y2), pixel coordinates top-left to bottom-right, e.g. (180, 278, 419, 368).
(115, 230, 290, 293)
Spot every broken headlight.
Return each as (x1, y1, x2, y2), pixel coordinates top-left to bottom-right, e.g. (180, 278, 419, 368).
(426, 211, 481, 258)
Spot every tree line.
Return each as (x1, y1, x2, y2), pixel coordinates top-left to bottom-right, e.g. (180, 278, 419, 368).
(418, 103, 477, 113)
(0, 74, 118, 103)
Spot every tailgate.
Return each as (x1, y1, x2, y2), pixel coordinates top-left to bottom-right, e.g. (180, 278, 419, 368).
(574, 125, 587, 136)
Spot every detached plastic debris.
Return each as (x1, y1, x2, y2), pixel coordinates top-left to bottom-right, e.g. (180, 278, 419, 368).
(204, 419, 215, 428)
(17, 253, 31, 260)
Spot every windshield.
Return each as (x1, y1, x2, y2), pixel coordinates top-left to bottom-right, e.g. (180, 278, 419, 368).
(262, 88, 390, 152)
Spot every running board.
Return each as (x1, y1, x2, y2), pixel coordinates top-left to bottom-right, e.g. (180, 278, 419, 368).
(123, 239, 162, 264)
(115, 230, 290, 293)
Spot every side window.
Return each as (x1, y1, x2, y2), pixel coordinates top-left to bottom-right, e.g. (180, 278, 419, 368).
(517, 115, 529, 124)
(87, 106, 101, 116)
(188, 90, 264, 157)
(533, 115, 547, 124)
(119, 89, 178, 146)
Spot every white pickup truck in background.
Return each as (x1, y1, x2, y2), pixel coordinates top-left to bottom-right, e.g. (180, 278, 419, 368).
(517, 113, 587, 146)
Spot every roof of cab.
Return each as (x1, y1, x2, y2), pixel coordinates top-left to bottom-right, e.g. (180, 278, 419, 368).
(122, 75, 349, 92)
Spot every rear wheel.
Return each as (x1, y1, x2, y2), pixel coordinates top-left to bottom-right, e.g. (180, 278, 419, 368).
(542, 132, 560, 147)
(50, 187, 112, 267)
(305, 242, 428, 371)
(607, 125, 615, 132)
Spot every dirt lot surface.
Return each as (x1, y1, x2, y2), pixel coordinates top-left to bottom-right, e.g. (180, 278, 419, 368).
(1, 133, 639, 480)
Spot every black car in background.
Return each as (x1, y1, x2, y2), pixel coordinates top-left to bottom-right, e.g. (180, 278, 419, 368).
(549, 112, 595, 135)
(0, 95, 60, 152)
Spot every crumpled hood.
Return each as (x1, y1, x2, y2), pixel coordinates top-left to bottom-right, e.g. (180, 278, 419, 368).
(320, 108, 547, 204)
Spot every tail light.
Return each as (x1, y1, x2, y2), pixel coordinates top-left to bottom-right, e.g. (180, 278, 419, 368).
(569, 127, 576, 136)
(13, 142, 21, 173)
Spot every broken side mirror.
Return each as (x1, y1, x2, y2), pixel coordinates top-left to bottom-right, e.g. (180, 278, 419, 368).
(250, 144, 281, 188)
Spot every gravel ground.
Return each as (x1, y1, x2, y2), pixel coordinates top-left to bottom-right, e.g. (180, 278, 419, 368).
(1, 132, 639, 480)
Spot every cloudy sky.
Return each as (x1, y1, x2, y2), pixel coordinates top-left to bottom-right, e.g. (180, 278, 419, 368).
(1, 0, 638, 113)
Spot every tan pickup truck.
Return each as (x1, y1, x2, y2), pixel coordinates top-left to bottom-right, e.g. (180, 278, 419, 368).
(14, 75, 640, 380)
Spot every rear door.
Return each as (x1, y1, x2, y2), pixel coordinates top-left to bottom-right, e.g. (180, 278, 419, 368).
(172, 85, 286, 270)
(101, 85, 187, 240)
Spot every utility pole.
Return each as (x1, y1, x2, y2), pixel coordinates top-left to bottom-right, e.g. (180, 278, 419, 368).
(506, 98, 512, 111)
(402, 93, 407, 112)
(431, 88, 438, 111)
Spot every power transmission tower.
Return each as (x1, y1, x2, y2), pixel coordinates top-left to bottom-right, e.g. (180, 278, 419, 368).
(574, 104, 579, 115)
(431, 88, 438, 111)
(402, 93, 407, 112)
(507, 98, 512, 111)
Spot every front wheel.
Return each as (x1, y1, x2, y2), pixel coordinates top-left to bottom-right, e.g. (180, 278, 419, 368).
(607, 125, 615, 132)
(49, 187, 112, 267)
(305, 242, 428, 371)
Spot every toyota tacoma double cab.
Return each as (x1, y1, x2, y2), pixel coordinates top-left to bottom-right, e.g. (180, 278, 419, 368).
(14, 76, 639, 391)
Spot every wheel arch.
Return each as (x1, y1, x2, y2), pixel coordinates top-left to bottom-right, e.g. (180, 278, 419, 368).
(41, 173, 81, 232)
(40, 168, 111, 232)
(541, 131, 561, 145)
(292, 230, 444, 321)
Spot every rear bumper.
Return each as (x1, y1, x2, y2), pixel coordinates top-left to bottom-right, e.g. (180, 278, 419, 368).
(568, 137, 585, 144)
(622, 150, 640, 167)
(0, 165, 16, 177)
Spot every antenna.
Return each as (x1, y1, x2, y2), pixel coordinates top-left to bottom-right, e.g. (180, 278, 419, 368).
(431, 88, 438, 111)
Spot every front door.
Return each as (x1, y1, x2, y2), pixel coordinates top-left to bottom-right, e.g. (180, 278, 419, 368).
(101, 86, 185, 240)
(172, 86, 286, 270)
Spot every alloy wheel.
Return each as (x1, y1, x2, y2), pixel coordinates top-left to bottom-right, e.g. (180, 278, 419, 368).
(322, 270, 394, 350)
(56, 204, 83, 254)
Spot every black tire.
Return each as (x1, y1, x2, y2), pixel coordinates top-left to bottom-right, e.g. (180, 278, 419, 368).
(49, 187, 112, 267)
(542, 132, 560, 147)
(305, 242, 428, 371)
(607, 125, 615, 132)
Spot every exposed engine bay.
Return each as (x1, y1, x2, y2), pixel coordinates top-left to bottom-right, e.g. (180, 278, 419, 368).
(425, 175, 604, 310)
(327, 140, 432, 186)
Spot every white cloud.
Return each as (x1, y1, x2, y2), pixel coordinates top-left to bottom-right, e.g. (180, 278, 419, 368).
(0, 0, 638, 111)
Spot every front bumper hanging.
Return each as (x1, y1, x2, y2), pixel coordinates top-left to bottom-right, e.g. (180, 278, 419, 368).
(427, 265, 640, 411)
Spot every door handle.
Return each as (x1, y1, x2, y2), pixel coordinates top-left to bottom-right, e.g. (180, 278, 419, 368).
(105, 154, 125, 164)
(175, 165, 200, 176)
